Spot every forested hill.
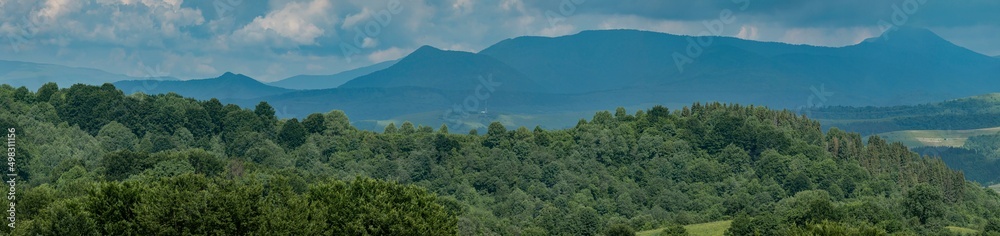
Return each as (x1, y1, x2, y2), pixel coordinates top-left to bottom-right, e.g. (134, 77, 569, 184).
(0, 82, 999, 235)
(810, 93, 1000, 135)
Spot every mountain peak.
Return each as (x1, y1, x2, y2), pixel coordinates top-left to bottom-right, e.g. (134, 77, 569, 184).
(863, 26, 949, 46)
(216, 72, 255, 81)
(397, 45, 462, 64)
(413, 45, 444, 54)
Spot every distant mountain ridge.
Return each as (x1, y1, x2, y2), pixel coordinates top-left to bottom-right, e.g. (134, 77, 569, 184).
(0, 60, 176, 90)
(114, 72, 291, 100)
(339, 46, 545, 92)
(268, 60, 398, 90)
(6, 27, 1000, 133)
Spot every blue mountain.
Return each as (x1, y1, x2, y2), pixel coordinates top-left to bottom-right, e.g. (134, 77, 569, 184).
(339, 46, 544, 92)
(268, 60, 398, 90)
(114, 72, 291, 100)
(0, 60, 176, 90)
(477, 27, 1000, 106)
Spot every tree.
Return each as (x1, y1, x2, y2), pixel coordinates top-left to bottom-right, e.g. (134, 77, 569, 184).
(254, 101, 277, 126)
(324, 110, 353, 135)
(302, 113, 326, 134)
(384, 123, 397, 134)
(904, 183, 944, 225)
(278, 118, 307, 148)
(222, 109, 265, 134)
(400, 121, 416, 135)
(658, 225, 689, 236)
(36, 82, 59, 102)
(569, 206, 601, 236)
(985, 218, 1000, 233)
(183, 107, 216, 138)
(306, 178, 458, 235)
(438, 124, 449, 134)
(203, 98, 225, 130)
(101, 151, 156, 181)
(484, 122, 507, 148)
(97, 121, 137, 152)
(607, 223, 636, 236)
(22, 198, 100, 235)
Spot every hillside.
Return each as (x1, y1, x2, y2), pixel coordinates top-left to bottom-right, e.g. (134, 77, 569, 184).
(339, 46, 544, 92)
(876, 126, 1000, 148)
(114, 72, 293, 100)
(811, 93, 1000, 135)
(268, 60, 397, 90)
(2, 83, 1000, 235)
(479, 27, 1000, 106)
(233, 27, 1000, 133)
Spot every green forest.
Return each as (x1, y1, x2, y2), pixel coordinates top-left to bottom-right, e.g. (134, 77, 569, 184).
(913, 133, 1000, 186)
(1, 83, 999, 235)
(810, 94, 1000, 135)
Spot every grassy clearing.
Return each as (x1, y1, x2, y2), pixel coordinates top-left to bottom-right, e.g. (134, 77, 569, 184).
(990, 184, 1000, 193)
(946, 226, 979, 235)
(637, 220, 732, 236)
(876, 127, 1000, 148)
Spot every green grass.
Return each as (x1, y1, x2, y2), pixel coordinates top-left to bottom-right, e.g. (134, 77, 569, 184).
(876, 126, 1000, 148)
(637, 220, 732, 236)
(946, 226, 979, 235)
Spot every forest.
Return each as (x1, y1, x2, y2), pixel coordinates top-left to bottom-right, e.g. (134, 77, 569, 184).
(810, 94, 1000, 135)
(913, 133, 1000, 186)
(0, 83, 999, 235)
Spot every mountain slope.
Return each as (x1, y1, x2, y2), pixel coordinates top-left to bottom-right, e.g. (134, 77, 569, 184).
(221, 28, 1000, 133)
(479, 28, 1000, 106)
(268, 60, 397, 90)
(0, 60, 175, 90)
(114, 72, 292, 100)
(339, 46, 544, 92)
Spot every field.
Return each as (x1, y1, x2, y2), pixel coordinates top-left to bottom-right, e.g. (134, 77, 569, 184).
(946, 226, 979, 235)
(991, 184, 1000, 193)
(637, 221, 732, 236)
(876, 126, 1000, 148)
(633, 221, 983, 235)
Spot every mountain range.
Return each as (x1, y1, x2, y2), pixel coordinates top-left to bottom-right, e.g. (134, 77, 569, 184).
(113, 72, 291, 100)
(267, 60, 397, 90)
(0, 60, 176, 90)
(5, 27, 1000, 132)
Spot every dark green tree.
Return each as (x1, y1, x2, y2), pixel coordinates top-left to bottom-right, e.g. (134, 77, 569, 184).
(302, 113, 326, 134)
(35, 82, 59, 102)
(278, 118, 307, 148)
(658, 225, 689, 236)
(254, 101, 277, 126)
(904, 183, 944, 225)
(606, 223, 636, 236)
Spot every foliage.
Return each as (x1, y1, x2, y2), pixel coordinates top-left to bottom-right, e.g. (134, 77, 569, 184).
(0, 84, 998, 235)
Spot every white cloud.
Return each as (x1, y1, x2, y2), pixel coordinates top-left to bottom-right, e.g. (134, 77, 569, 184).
(367, 46, 407, 63)
(736, 25, 759, 40)
(452, 0, 473, 15)
(231, 0, 333, 46)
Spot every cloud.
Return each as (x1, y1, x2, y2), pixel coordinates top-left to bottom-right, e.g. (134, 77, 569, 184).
(367, 46, 407, 63)
(1, 0, 999, 83)
(230, 0, 333, 46)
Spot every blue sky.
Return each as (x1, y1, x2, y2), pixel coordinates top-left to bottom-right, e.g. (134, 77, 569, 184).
(1, 0, 998, 82)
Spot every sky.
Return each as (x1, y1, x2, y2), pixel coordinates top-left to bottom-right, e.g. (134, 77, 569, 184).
(1, 0, 999, 82)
